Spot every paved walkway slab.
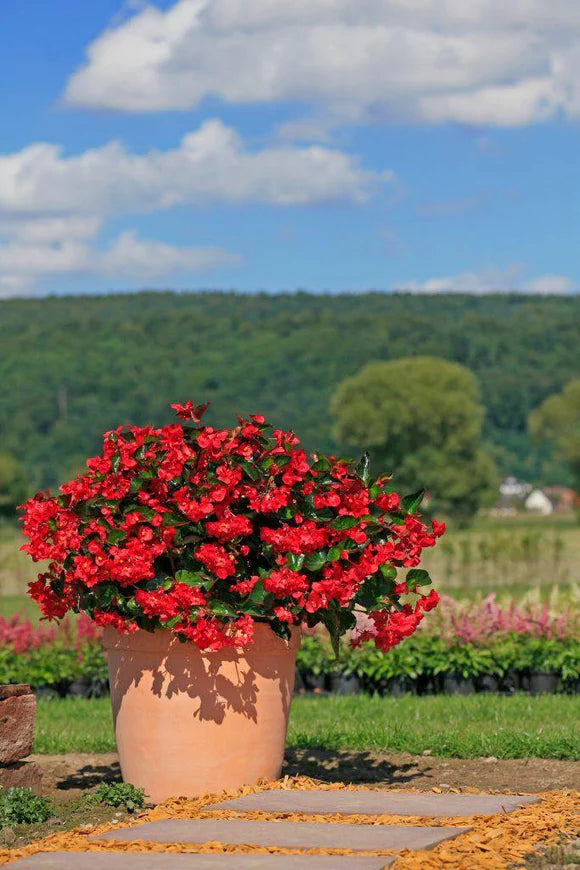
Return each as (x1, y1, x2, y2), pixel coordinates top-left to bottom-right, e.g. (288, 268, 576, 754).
(208, 789, 539, 818)
(12, 853, 394, 869)
(95, 818, 468, 852)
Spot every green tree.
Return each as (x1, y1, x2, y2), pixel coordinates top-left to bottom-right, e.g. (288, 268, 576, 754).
(0, 452, 27, 517)
(330, 356, 497, 519)
(529, 378, 580, 493)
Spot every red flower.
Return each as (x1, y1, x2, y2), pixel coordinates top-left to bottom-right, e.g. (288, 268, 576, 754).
(195, 543, 236, 579)
(19, 400, 443, 652)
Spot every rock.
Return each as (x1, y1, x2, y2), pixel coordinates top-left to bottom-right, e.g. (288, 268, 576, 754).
(0, 827, 16, 846)
(0, 684, 30, 700)
(0, 690, 36, 764)
(0, 760, 43, 790)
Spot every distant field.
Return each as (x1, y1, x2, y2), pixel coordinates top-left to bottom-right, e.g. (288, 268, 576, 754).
(422, 515, 579, 598)
(2, 517, 579, 616)
(0, 524, 39, 605)
(35, 694, 580, 759)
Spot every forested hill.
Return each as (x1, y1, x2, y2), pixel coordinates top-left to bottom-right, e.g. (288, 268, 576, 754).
(2, 291, 578, 490)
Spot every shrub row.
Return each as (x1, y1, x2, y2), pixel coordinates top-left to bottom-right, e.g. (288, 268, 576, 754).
(296, 633, 580, 696)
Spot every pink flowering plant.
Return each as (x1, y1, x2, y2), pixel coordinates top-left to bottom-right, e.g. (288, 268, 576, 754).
(20, 401, 444, 653)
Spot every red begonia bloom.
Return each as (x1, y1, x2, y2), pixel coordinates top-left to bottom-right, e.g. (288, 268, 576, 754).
(19, 401, 443, 652)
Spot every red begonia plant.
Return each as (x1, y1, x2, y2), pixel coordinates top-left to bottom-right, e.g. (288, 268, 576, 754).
(20, 401, 444, 653)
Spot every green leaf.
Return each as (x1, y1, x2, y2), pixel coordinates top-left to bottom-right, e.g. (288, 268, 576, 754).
(239, 460, 260, 480)
(111, 454, 121, 474)
(106, 529, 125, 546)
(125, 505, 155, 520)
(286, 553, 305, 571)
(329, 515, 359, 530)
(248, 579, 267, 604)
(304, 550, 327, 571)
(406, 568, 432, 590)
(401, 488, 425, 514)
(327, 545, 342, 561)
(207, 601, 238, 617)
(312, 457, 331, 472)
(354, 452, 371, 484)
(356, 574, 395, 609)
(175, 570, 205, 587)
(380, 564, 397, 580)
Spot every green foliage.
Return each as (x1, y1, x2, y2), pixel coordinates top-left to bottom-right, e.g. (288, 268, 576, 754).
(0, 292, 577, 495)
(0, 642, 108, 692)
(529, 378, 580, 492)
(0, 788, 53, 825)
(331, 356, 499, 517)
(296, 632, 580, 686)
(0, 453, 27, 517)
(85, 782, 145, 812)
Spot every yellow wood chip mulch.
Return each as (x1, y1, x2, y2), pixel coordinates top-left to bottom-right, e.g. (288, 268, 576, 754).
(0, 777, 577, 869)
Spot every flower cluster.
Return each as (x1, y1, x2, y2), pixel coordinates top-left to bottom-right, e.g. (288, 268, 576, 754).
(20, 402, 444, 651)
(431, 593, 579, 644)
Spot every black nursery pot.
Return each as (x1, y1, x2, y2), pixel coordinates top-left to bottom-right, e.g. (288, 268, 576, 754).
(527, 671, 560, 695)
(498, 670, 519, 694)
(476, 674, 500, 693)
(294, 670, 307, 695)
(417, 674, 441, 695)
(329, 673, 361, 695)
(442, 673, 475, 695)
(304, 672, 327, 692)
(389, 676, 417, 696)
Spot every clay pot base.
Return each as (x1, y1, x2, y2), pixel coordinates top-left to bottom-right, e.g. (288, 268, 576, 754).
(1, 778, 578, 869)
(103, 624, 300, 803)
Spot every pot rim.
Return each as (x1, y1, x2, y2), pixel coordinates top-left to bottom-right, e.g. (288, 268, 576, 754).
(101, 622, 301, 655)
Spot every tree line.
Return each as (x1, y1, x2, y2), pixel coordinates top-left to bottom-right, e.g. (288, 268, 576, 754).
(0, 290, 578, 514)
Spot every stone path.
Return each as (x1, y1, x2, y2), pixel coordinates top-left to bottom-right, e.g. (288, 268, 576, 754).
(9, 787, 542, 869)
(95, 817, 468, 850)
(207, 788, 539, 817)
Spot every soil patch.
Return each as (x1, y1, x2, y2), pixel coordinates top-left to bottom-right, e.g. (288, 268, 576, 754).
(29, 750, 580, 799)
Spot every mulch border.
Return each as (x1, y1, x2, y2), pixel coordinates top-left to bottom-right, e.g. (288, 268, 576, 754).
(1, 777, 578, 869)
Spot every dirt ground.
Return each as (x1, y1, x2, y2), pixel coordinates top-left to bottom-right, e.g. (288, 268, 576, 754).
(30, 749, 580, 798)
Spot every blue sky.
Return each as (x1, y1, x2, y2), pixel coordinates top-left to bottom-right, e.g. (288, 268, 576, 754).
(0, 0, 579, 295)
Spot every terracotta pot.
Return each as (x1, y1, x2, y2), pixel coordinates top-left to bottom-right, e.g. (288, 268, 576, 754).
(102, 623, 300, 803)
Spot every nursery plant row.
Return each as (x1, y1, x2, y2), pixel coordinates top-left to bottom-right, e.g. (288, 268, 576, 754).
(295, 634, 579, 696)
(0, 629, 577, 698)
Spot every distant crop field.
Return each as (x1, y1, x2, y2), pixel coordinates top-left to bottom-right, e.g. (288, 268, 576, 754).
(421, 516, 580, 598)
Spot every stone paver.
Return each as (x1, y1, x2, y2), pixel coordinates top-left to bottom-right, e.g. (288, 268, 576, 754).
(12, 853, 393, 869)
(96, 818, 468, 851)
(208, 789, 539, 817)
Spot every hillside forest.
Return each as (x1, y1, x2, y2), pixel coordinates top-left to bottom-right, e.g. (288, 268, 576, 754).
(1, 291, 578, 512)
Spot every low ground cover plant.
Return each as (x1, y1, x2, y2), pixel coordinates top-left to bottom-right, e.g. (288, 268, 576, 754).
(84, 783, 145, 812)
(0, 788, 53, 826)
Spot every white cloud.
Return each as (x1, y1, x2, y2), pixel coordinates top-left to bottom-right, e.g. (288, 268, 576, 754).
(396, 266, 577, 294)
(64, 0, 580, 126)
(0, 226, 237, 297)
(526, 273, 575, 294)
(0, 120, 384, 217)
(0, 120, 385, 293)
(99, 231, 239, 277)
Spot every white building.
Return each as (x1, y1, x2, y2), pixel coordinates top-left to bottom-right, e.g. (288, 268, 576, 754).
(524, 489, 553, 516)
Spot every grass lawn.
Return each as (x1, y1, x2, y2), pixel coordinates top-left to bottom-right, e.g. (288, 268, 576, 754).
(35, 694, 579, 759)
